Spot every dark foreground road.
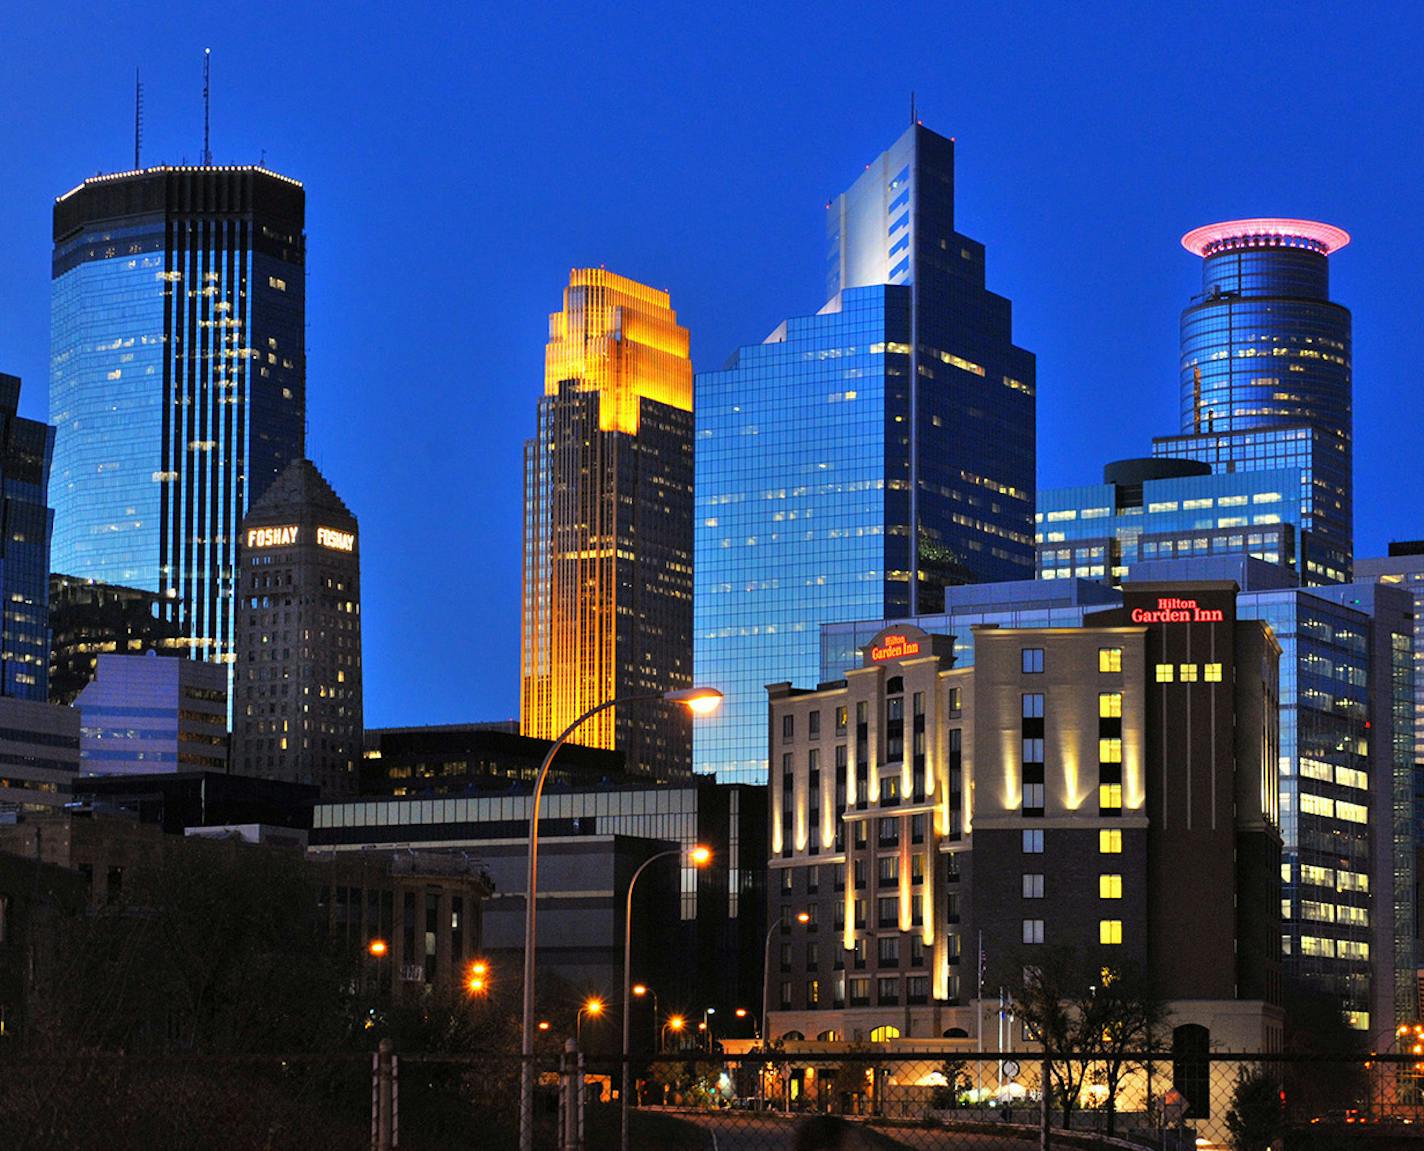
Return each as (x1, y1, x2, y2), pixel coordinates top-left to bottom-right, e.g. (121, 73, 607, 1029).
(676, 1110, 1047, 1151)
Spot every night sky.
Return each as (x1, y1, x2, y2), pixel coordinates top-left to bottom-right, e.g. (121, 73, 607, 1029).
(2, 4, 1420, 726)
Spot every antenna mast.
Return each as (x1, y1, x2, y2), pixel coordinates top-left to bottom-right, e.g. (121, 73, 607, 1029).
(134, 68, 143, 169)
(202, 48, 212, 165)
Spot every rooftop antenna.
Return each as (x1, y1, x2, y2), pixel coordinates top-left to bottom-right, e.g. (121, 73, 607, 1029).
(202, 48, 212, 166)
(133, 68, 143, 169)
(910, 90, 917, 126)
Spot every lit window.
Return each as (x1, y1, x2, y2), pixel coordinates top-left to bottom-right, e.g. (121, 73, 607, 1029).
(1021, 648, 1044, 674)
(1098, 738, 1122, 764)
(1098, 693, 1122, 719)
(1099, 919, 1123, 945)
(1179, 664, 1198, 682)
(1204, 663, 1223, 682)
(1098, 648, 1122, 673)
(1022, 919, 1044, 945)
(1099, 874, 1123, 900)
(1022, 829, 1044, 854)
(1155, 664, 1174, 683)
(1099, 784, 1123, 811)
(1022, 783, 1045, 811)
(1022, 874, 1045, 899)
(1099, 829, 1122, 854)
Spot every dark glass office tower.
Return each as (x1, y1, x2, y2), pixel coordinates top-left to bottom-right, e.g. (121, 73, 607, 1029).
(1153, 219, 1352, 584)
(0, 374, 56, 700)
(695, 123, 1035, 781)
(50, 166, 306, 667)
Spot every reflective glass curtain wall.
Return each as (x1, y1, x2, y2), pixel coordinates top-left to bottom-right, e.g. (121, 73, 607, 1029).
(695, 123, 1035, 782)
(1154, 221, 1352, 585)
(50, 167, 306, 670)
(0, 374, 55, 699)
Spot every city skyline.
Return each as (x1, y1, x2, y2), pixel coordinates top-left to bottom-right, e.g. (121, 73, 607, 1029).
(2, 6, 1421, 727)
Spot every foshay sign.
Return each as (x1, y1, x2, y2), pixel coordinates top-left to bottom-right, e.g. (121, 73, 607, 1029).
(1130, 597, 1224, 624)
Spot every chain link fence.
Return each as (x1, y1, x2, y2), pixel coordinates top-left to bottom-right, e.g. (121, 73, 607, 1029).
(3, 1046, 1421, 1149)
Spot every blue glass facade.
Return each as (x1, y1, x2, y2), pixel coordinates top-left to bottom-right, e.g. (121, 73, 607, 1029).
(1153, 222, 1352, 584)
(1036, 465, 1306, 584)
(694, 124, 1035, 783)
(0, 374, 56, 700)
(50, 167, 306, 669)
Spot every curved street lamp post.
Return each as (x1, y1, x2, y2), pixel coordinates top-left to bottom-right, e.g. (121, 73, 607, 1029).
(518, 687, 722, 1151)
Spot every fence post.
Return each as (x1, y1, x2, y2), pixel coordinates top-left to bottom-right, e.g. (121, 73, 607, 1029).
(1040, 1055, 1051, 1151)
(559, 1038, 584, 1151)
(373, 1037, 396, 1151)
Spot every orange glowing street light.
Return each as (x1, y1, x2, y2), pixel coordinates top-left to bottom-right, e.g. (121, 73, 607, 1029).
(368, 939, 389, 957)
(538, 1020, 551, 1032)
(796, 912, 810, 924)
(467, 959, 490, 994)
(735, 1008, 748, 1018)
(632, 984, 649, 997)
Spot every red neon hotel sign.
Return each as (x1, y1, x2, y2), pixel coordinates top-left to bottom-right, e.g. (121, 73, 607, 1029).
(870, 633, 922, 662)
(1130, 597, 1224, 624)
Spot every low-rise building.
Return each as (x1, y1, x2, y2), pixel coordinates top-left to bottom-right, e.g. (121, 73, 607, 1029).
(767, 584, 1283, 1072)
(75, 653, 227, 775)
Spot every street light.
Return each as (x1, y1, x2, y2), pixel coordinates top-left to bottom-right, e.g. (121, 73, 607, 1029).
(467, 959, 490, 996)
(520, 687, 722, 1151)
(661, 1014, 686, 1052)
(633, 984, 660, 1053)
(368, 939, 389, 958)
(577, 996, 604, 1047)
(622, 845, 711, 1151)
(760, 912, 810, 1044)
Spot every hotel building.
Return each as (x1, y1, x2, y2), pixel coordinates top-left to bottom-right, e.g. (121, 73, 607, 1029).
(766, 587, 1283, 1065)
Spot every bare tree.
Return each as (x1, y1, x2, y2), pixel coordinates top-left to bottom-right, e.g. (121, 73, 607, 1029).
(1076, 963, 1169, 1136)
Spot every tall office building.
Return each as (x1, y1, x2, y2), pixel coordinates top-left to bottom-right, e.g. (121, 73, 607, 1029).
(520, 270, 695, 779)
(0, 374, 56, 699)
(50, 166, 307, 670)
(48, 575, 185, 704)
(695, 123, 1036, 782)
(232, 458, 361, 796)
(1153, 219, 1352, 584)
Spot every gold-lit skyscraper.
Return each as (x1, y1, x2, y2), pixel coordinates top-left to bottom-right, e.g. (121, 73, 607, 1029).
(521, 269, 695, 778)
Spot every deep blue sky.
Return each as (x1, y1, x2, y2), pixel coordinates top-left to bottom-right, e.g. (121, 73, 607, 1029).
(2, 4, 1420, 726)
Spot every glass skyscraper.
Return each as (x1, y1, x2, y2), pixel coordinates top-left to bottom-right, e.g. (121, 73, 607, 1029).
(521, 269, 695, 779)
(695, 123, 1036, 782)
(0, 374, 56, 700)
(1037, 457, 1309, 585)
(50, 166, 306, 669)
(1153, 219, 1352, 585)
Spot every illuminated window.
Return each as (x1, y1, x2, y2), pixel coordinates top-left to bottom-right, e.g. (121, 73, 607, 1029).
(1099, 829, 1122, 854)
(1099, 874, 1123, 899)
(1155, 664, 1174, 683)
(869, 1025, 901, 1042)
(1021, 648, 1044, 674)
(1098, 648, 1122, 673)
(1204, 663, 1223, 682)
(1098, 738, 1122, 764)
(1022, 919, 1044, 945)
(1022, 783, 1045, 811)
(1022, 874, 1044, 899)
(1022, 829, 1044, 854)
(1099, 784, 1122, 811)
(1098, 693, 1122, 718)
(1179, 664, 1198, 682)
(1099, 919, 1123, 945)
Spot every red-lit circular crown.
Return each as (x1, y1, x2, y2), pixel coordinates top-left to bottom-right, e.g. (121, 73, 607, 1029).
(1181, 218, 1350, 257)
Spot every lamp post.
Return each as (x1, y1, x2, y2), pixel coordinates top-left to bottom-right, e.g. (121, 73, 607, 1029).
(622, 845, 711, 1151)
(519, 686, 722, 1151)
(735, 1006, 757, 1039)
(632, 984, 659, 1056)
(661, 1014, 686, 1052)
(577, 997, 604, 1048)
(761, 912, 811, 1048)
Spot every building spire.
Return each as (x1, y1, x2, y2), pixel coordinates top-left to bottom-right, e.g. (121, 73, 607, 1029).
(202, 48, 212, 166)
(134, 68, 143, 169)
